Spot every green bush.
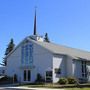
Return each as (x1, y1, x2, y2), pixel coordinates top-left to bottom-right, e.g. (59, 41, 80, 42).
(67, 77, 76, 84)
(58, 77, 68, 84)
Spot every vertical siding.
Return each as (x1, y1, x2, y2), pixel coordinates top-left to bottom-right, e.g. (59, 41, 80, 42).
(66, 56, 73, 77)
(67, 57, 82, 78)
(6, 46, 21, 81)
(53, 54, 66, 83)
(6, 40, 53, 83)
(33, 43, 53, 81)
(73, 60, 82, 78)
(86, 61, 90, 82)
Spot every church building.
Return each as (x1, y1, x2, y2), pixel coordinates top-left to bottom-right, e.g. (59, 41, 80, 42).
(0, 11, 90, 83)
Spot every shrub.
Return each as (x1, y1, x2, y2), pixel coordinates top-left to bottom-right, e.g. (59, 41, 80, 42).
(58, 77, 68, 84)
(67, 77, 76, 84)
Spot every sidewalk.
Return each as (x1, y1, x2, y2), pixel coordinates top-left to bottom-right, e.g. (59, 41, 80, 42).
(4, 86, 65, 90)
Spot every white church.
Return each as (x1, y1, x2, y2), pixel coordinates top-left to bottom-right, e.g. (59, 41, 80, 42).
(0, 11, 90, 83)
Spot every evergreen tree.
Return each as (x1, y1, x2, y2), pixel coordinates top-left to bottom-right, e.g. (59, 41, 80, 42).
(5, 38, 15, 55)
(2, 38, 15, 66)
(2, 57, 7, 66)
(44, 33, 50, 42)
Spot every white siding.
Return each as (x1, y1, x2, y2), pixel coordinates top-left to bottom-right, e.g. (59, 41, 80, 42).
(53, 54, 66, 83)
(6, 40, 53, 83)
(33, 42, 53, 81)
(66, 56, 73, 77)
(72, 60, 82, 78)
(67, 57, 83, 79)
(5, 38, 90, 83)
(86, 62, 90, 82)
(6, 46, 21, 81)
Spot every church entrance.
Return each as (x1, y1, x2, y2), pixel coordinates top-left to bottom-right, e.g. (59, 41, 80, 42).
(23, 69, 31, 81)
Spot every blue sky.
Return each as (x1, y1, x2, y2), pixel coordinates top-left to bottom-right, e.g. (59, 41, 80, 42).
(0, 0, 90, 63)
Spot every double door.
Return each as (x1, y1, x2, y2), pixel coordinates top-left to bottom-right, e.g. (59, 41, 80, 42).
(23, 69, 31, 81)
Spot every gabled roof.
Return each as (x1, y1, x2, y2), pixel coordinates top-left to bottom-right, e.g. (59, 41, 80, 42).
(29, 38, 90, 60)
(6, 36, 90, 61)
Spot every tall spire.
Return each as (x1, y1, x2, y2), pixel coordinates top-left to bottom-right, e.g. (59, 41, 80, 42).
(33, 8, 37, 35)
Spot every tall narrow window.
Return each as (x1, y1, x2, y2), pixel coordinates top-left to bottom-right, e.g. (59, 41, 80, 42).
(21, 42, 33, 65)
(81, 61, 87, 78)
(24, 70, 26, 81)
(23, 70, 31, 81)
(28, 70, 31, 81)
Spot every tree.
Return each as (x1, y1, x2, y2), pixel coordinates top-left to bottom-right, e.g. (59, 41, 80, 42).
(44, 33, 50, 42)
(5, 38, 15, 55)
(1, 38, 15, 66)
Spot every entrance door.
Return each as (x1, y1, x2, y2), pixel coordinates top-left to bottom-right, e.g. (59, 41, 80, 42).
(23, 70, 31, 81)
(45, 71, 52, 82)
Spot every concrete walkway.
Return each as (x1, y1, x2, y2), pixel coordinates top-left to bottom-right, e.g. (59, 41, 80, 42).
(18, 86, 65, 90)
(0, 86, 65, 90)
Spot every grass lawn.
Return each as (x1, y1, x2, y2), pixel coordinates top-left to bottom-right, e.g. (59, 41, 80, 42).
(66, 88, 90, 90)
(19, 85, 90, 90)
(20, 83, 90, 90)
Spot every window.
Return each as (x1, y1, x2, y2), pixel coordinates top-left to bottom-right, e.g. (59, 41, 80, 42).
(24, 70, 26, 81)
(46, 71, 52, 77)
(21, 43, 33, 65)
(28, 70, 31, 81)
(46, 71, 52, 82)
(81, 61, 87, 78)
(55, 68, 61, 74)
(23, 70, 31, 81)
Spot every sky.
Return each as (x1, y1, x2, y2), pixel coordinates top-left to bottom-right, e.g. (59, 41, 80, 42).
(0, 0, 90, 63)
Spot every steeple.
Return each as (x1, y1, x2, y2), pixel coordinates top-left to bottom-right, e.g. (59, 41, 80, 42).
(30, 8, 44, 42)
(33, 9, 37, 35)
